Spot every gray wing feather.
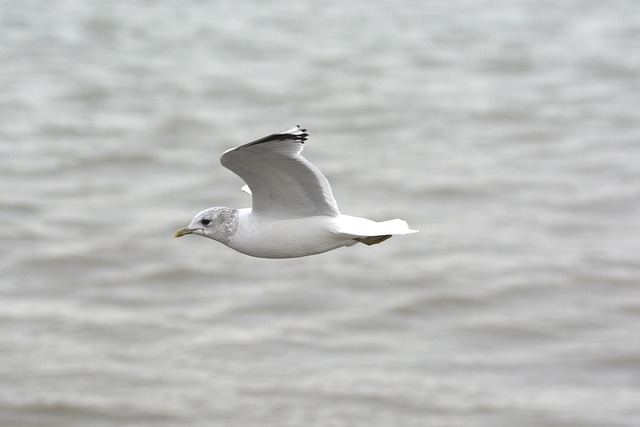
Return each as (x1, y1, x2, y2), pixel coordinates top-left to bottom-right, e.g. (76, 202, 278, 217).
(220, 126, 340, 218)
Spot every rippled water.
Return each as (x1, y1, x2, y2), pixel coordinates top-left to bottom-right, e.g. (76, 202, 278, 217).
(1, 0, 640, 426)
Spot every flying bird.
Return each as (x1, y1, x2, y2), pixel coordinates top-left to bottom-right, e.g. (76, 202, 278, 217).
(174, 126, 418, 258)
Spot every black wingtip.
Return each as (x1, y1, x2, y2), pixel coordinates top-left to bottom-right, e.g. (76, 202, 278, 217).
(241, 125, 309, 148)
(294, 126, 309, 143)
(277, 125, 308, 143)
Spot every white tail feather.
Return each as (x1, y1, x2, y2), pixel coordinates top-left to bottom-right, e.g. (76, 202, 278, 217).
(335, 215, 418, 238)
(374, 219, 419, 235)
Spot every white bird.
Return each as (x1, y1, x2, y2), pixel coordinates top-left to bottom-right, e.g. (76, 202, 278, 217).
(174, 126, 418, 258)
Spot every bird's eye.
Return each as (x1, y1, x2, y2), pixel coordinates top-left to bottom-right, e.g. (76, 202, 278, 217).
(201, 218, 211, 226)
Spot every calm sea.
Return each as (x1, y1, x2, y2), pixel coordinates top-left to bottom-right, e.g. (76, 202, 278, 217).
(1, 0, 639, 426)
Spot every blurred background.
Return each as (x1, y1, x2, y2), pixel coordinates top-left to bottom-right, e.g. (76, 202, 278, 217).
(1, 0, 639, 426)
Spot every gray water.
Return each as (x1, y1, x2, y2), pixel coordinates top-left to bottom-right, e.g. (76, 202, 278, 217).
(2, 0, 640, 426)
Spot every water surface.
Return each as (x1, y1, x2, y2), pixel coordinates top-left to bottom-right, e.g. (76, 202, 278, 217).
(1, 1, 639, 426)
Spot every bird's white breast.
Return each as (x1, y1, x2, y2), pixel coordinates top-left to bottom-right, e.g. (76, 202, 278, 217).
(226, 209, 353, 259)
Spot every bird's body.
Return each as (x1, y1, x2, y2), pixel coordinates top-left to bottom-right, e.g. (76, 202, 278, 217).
(227, 210, 354, 259)
(175, 126, 417, 259)
(226, 210, 411, 259)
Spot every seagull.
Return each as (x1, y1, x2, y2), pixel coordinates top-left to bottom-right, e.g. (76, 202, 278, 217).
(174, 126, 418, 258)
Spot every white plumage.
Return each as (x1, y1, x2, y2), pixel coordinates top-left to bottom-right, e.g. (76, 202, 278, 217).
(174, 126, 417, 258)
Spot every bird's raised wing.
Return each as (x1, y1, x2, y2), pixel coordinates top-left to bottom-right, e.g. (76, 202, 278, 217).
(220, 126, 340, 218)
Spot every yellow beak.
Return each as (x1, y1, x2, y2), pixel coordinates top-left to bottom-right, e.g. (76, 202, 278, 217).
(174, 227, 193, 238)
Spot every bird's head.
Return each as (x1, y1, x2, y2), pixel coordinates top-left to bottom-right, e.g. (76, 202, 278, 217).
(174, 207, 237, 242)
